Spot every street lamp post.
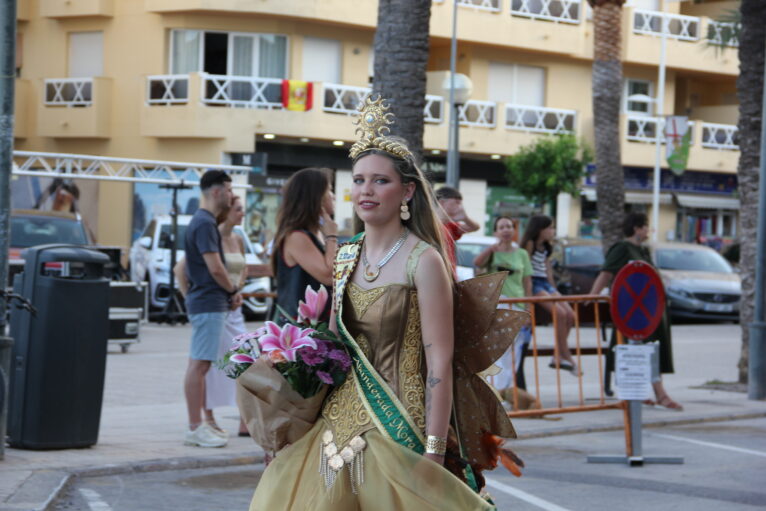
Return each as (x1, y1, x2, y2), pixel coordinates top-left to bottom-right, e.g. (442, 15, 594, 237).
(651, 14, 669, 243)
(444, 73, 472, 189)
(444, 0, 472, 190)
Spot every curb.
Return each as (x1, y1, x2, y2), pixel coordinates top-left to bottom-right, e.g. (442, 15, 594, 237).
(1, 452, 264, 511)
(5, 411, 765, 511)
(514, 410, 766, 440)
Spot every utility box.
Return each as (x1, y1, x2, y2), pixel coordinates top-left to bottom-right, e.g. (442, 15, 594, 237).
(8, 245, 110, 450)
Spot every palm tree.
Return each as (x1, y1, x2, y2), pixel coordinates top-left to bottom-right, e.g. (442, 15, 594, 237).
(587, 0, 626, 252)
(371, 0, 432, 164)
(733, 0, 765, 383)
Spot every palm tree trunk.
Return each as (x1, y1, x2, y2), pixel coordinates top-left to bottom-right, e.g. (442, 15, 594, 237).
(736, 0, 766, 383)
(590, 0, 626, 252)
(372, 0, 432, 164)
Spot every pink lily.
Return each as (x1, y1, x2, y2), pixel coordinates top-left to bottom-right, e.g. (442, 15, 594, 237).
(232, 329, 264, 350)
(298, 285, 328, 324)
(230, 353, 256, 364)
(258, 321, 317, 362)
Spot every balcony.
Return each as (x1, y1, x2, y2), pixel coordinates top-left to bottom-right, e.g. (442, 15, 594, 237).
(142, 73, 585, 156)
(14, 79, 30, 139)
(40, 0, 114, 18)
(38, 77, 112, 138)
(145, 0, 377, 26)
(622, 114, 738, 173)
(623, 7, 738, 75)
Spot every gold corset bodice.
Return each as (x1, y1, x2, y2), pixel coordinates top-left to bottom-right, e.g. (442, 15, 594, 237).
(321, 244, 429, 452)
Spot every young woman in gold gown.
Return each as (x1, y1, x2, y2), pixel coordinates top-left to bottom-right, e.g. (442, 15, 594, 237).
(249, 98, 519, 510)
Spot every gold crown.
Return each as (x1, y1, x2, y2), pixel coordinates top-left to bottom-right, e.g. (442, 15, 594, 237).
(349, 95, 414, 161)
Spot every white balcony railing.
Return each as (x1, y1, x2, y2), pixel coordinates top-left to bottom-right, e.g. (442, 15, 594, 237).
(424, 95, 444, 123)
(511, 0, 581, 24)
(633, 9, 700, 42)
(44, 78, 93, 106)
(458, 0, 501, 13)
(626, 116, 697, 145)
(147, 74, 189, 105)
(323, 83, 445, 123)
(708, 21, 739, 47)
(701, 122, 738, 150)
(323, 84, 370, 114)
(202, 74, 283, 109)
(505, 104, 576, 134)
(459, 100, 496, 127)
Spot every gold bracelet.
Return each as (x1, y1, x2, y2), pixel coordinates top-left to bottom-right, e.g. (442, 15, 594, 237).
(425, 435, 447, 456)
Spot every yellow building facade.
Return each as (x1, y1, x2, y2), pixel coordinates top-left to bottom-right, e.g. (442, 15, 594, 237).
(13, 0, 740, 250)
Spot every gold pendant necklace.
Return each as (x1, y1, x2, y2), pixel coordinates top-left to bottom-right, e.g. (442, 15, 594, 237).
(361, 229, 409, 283)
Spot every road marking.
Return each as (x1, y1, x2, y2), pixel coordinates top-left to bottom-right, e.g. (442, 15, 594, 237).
(485, 478, 572, 511)
(654, 433, 766, 458)
(79, 488, 113, 511)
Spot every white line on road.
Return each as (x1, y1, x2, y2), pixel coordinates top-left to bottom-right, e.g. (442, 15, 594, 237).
(485, 478, 573, 511)
(78, 488, 113, 511)
(653, 433, 766, 458)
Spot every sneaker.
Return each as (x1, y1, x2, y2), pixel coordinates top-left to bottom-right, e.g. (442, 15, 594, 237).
(205, 421, 228, 439)
(184, 424, 227, 448)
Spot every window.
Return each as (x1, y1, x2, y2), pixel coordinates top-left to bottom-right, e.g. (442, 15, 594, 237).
(169, 29, 287, 78)
(488, 62, 545, 106)
(69, 31, 103, 77)
(302, 37, 341, 83)
(624, 79, 654, 115)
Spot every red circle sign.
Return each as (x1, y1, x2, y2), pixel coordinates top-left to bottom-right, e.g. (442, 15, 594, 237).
(610, 261, 666, 341)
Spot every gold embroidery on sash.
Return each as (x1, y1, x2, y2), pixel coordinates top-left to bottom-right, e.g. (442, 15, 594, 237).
(322, 372, 373, 449)
(355, 333, 371, 359)
(347, 282, 387, 319)
(399, 290, 426, 432)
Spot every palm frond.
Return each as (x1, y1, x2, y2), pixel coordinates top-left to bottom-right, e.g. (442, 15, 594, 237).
(706, 8, 741, 54)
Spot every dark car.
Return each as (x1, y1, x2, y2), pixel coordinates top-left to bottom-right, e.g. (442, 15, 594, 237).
(9, 209, 124, 282)
(550, 238, 605, 296)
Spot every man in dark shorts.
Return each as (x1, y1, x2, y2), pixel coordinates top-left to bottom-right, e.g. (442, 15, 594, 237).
(436, 186, 480, 273)
(182, 170, 240, 447)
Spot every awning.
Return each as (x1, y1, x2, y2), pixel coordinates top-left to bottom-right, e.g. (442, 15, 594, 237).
(581, 188, 672, 205)
(675, 193, 740, 210)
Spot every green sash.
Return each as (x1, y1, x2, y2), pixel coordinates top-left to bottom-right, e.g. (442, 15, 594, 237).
(333, 233, 426, 454)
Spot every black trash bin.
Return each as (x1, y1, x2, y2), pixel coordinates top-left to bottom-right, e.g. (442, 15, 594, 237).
(7, 245, 110, 449)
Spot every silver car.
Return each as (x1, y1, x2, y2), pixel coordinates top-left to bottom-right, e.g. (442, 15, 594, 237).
(650, 242, 741, 322)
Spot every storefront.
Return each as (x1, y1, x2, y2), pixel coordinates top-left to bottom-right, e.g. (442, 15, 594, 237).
(581, 166, 739, 248)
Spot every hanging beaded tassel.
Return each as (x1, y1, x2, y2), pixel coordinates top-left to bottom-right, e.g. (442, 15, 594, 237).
(319, 430, 367, 493)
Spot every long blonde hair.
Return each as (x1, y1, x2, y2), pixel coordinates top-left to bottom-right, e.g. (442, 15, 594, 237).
(351, 145, 452, 280)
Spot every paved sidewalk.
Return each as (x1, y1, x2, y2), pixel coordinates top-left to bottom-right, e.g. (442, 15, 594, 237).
(1, 321, 764, 510)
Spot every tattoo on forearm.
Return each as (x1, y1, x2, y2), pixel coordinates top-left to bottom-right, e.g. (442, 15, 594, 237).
(427, 370, 441, 388)
(424, 343, 432, 349)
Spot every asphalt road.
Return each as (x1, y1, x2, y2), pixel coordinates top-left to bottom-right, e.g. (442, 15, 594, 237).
(52, 417, 766, 511)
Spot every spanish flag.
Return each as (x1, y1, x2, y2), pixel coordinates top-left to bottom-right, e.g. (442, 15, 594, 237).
(281, 80, 313, 111)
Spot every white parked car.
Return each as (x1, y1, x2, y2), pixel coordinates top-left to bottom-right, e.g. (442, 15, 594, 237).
(129, 214, 272, 319)
(454, 234, 500, 281)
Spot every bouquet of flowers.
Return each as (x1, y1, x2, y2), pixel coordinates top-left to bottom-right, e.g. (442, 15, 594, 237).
(223, 285, 351, 453)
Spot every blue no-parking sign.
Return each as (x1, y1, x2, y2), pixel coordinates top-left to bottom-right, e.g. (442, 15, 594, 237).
(610, 261, 666, 341)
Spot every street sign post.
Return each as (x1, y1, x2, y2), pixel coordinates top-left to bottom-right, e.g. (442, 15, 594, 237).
(588, 261, 684, 466)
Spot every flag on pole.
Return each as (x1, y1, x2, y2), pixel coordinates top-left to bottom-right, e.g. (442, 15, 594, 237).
(665, 115, 691, 176)
(281, 80, 313, 111)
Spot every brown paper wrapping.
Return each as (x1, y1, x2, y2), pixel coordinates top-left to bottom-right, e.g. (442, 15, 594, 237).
(235, 358, 328, 453)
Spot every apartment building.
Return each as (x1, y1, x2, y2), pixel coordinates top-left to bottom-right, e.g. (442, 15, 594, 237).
(12, 0, 740, 250)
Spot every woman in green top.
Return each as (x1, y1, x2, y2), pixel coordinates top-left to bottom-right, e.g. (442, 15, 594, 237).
(590, 212, 682, 411)
(474, 216, 533, 392)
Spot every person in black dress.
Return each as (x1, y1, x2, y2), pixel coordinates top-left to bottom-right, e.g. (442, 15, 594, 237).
(270, 168, 336, 324)
(590, 212, 682, 410)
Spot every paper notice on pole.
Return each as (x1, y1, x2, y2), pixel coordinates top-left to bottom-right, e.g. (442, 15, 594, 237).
(615, 345, 654, 401)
